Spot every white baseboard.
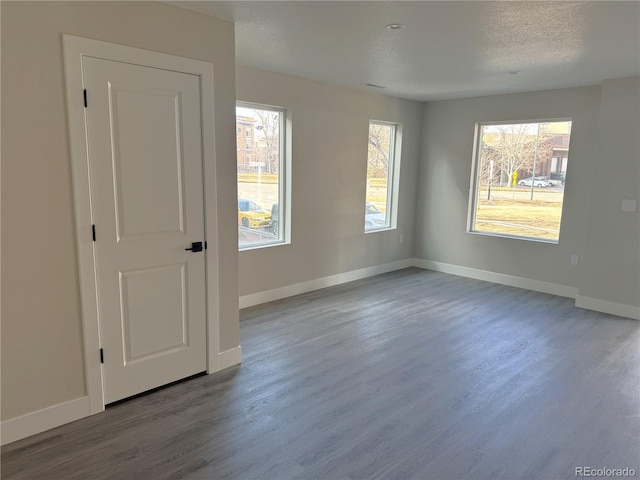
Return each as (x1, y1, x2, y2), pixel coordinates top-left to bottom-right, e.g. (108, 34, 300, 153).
(239, 259, 415, 309)
(575, 295, 640, 320)
(415, 259, 639, 320)
(218, 346, 242, 370)
(1, 396, 91, 446)
(414, 259, 579, 299)
(240, 256, 636, 320)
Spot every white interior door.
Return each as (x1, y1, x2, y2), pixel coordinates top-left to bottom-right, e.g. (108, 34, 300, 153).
(83, 57, 207, 404)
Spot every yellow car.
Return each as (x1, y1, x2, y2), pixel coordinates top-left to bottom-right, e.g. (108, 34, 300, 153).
(238, 198, 271, 228)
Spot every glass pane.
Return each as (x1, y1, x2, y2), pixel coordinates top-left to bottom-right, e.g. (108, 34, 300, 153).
(472, 120, 572, 242)
(366, 122, 395, 231)
(236, 105, 283, 249)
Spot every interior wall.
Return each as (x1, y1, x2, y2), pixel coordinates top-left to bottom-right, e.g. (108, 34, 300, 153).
(1, 1, 239, 421)
(415, 87, 603, 291)
(578, 77, 640, 309)
(235, 66, 423, 297)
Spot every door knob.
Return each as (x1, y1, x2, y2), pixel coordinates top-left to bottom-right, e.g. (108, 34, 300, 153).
(185, 241, 203, 253)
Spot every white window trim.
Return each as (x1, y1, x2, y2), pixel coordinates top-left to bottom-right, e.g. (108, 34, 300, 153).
(467, 117, 572, 244)
(365, 120, 402, 233)
(236, 101, 290, 250)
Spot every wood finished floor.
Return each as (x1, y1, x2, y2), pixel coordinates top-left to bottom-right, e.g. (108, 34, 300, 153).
(2, 268, 639, 480)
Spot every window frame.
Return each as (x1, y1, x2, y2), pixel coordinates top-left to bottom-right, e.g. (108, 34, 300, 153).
(365, 120, 401, 233)
(467, 117, 573, 244)
(236, 101, 289, 251)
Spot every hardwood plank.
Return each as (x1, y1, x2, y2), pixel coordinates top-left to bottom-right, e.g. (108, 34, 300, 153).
(2, 268, 638, 479)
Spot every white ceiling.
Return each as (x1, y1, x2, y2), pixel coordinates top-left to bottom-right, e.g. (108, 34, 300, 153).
(171, 1, 640, 101)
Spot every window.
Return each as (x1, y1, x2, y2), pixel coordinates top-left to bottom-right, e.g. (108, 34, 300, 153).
(236, 103, 287, 249)
(365, 121, 398, 232)
(469, 120, 572, 243)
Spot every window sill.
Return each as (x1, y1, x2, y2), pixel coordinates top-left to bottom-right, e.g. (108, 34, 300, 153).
(365, 226, 395, 234)
(239, 240, 289, 252)
(468, 229, 559, 244)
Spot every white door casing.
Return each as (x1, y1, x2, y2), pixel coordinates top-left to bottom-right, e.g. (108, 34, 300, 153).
(64, 35, 221, 412)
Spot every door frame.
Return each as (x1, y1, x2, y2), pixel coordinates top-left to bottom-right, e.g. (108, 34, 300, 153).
(63, 35, 221, 414)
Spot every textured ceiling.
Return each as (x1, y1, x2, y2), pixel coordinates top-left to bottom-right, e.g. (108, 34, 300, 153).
(171, 1, 640, 101)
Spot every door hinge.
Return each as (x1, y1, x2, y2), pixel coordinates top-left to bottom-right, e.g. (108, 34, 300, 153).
(100, 348, 104, 364)
(83, 89, 88, 108)
(204, 241, 208, 250)
(92, 224, 96, 241)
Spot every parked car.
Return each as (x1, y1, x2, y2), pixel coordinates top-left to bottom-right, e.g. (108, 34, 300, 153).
(518, 177, 551, 187)
(537, 176, 563, 186)
(238, 198, 271, 228)
(365, 203, 386, 229)
(270, 203, 279, 236)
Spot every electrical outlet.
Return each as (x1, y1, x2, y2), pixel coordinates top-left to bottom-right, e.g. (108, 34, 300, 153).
(570, 255, 579, 266)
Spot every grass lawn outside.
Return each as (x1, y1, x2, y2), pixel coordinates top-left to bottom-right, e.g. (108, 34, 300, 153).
(366, 178, 388, 212)
(238, 172, 279, 184)
(366, 192, 388, 212)
(239, 172, 392, 212)
(474, 196, 563, 240)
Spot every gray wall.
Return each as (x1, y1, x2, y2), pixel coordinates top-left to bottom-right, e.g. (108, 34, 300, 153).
(414, 83, 639, 310)
(578, 78, 640, 308)
(1, 1, 240, 420)
(236, 66, 423, 296)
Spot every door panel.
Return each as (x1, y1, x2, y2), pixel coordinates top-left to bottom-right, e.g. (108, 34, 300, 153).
(82, 57, 207, 403)
(120, 263, 189, 363)
(109, 84, 186, 239)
